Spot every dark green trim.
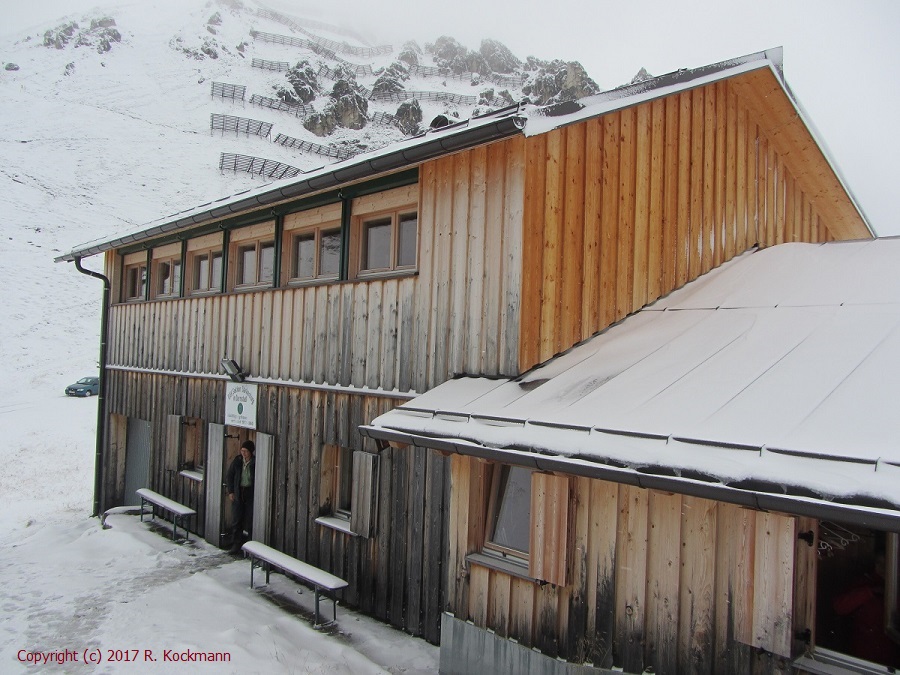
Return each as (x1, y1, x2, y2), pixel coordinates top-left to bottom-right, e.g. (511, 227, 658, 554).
(179, 240, 187, 297)
(273, 213, 283, 288)
(144, 249, 152, 301)
(115, 169, 419, 257)
(339, 194, 352, 281)
(220, 228, 230, 293)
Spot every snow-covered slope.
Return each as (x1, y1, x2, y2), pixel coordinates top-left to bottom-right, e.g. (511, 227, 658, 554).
(0, 0, 596, 409)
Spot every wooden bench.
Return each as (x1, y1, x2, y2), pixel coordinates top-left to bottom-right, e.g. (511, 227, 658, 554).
(241, 541, 348, 627)
(136, 488, 196, 543)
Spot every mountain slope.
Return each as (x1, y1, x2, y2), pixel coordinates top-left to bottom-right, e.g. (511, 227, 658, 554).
(0, 0, 602, 441)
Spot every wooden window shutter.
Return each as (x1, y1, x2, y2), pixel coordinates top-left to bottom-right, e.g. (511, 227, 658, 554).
(166, 415, 183, 470)
(350, 451, 379, 538)
(529, 472, 570, 586)
(750, 512, 796, 657)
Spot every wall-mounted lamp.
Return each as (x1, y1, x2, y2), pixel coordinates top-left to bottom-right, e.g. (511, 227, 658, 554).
(221, 358, 247, 383)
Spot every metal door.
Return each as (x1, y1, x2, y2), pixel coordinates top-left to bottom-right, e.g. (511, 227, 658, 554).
(123, 418, 151, 506)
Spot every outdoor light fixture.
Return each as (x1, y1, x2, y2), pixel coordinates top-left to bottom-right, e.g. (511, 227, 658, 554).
(221, 358, 247, 383)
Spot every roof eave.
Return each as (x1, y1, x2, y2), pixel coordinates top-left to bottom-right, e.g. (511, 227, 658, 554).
(54, 113, 526, 263)
(361, 425, 900, 533)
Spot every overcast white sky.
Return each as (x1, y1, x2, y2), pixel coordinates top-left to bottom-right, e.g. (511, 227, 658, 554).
(4, 0, 899, 235)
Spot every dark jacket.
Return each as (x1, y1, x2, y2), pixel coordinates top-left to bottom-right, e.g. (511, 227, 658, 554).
(226, 454, 255, 505)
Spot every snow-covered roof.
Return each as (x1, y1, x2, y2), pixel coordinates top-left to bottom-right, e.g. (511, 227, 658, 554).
(365, 239, 900, 529)
(59, 47, 871, 262)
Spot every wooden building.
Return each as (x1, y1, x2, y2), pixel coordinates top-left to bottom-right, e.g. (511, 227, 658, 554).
(58, 47, 887, 673)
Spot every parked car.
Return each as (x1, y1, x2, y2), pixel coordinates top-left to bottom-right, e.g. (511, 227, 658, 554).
(65, 376, 100, 397)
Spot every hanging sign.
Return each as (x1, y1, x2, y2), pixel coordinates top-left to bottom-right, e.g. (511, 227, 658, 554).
(225, 382, 258, 430)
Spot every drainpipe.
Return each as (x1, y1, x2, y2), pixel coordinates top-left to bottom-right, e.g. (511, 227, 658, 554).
(74, 257, 110, 518)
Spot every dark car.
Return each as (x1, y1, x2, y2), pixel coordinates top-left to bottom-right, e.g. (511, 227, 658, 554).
(65, 376, 100, 397)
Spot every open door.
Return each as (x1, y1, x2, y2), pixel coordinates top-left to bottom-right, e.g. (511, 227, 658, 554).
(204, 423, 226, 547)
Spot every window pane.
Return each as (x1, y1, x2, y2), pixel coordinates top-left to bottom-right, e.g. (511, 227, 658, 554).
(294, 234, 315, 278)
(363, 217, 392, 271)
(126, 267, 140, 298)
(397, 213, 417, 267)
(238, 245, 256, 285)
(210, 252, 222, 290)
(491, 466, 531, 554)
(158, 261, 172, 295)
(171, 259, 181, 295)
(259, 242, 275, 283)
(337, 447, 352, 513)
(195, 254, 209, 290)
(319, 229, 341, 277)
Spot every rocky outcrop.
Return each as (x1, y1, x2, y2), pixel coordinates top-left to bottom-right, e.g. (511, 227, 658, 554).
(398, 41, 421, 67)
(522, 59, 600, 105)
(630, 67, 652, 84)
(479, 39, 520, 74)
(283, 60, 319, 104)
(331, 91, 368, 130)
(395, 100, 422, 135)
(44, 18, 121, 54)
(304, 112, 337, 137)
(429, 36, 490, 76)
(372, 61, 409, 97)
(5, 63, 20, 71)
(43, 22, 79, 49)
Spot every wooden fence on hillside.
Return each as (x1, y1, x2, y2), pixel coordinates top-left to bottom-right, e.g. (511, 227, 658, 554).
(210, 114, 273, 138)
(211, 81, 246, 102)
(218, 152, 301, 179)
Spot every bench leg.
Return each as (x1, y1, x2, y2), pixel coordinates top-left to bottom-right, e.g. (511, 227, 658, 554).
(140, 498, 145, 522)
(314, 588, 320, 627)
(250, 557, 255, 589)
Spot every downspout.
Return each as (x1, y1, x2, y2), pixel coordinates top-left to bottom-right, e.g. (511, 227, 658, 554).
(74, 257, 110, 518)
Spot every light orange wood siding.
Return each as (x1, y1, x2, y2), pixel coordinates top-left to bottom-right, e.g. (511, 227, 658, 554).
(448, 455, 802, 672)
(518, 75, 869, 371)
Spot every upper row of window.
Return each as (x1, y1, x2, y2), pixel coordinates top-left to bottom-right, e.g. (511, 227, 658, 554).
(121, 185, 418, 303)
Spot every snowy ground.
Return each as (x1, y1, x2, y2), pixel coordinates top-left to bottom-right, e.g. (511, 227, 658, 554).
(0, 395, 439, 674)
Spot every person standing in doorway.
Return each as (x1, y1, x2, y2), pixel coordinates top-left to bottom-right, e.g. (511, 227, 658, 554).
(226, 440, 255, 553)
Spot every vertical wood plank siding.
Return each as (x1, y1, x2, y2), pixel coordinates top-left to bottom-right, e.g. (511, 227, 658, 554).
(449, 455, 802, 673)
(518, 78, 855, 371)
(108, 138, 524, 391)
(101, 137, 525, 645)
(102, 369, 449, 643)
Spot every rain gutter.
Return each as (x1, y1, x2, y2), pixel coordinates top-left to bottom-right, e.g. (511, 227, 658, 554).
(55, 113, 526, 263)
(74, 257, 110, 518)
(359, 425, 900, 533)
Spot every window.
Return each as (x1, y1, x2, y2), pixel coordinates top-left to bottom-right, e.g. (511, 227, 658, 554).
(151, 243, 183, 299)
(317, 445, 379, 537)
(351, 184, 418, 278)
(229, 221, 276, 291)
(485, 465, 532, 561)
(814, 524, 900, 668)
(189, 248, 223, 294)
(282, 204, 342, 285)
(289, 228, 340, 281)
(236, 240, 275, 287)
(186, 232, 224, 295)
(121, 252, 147, 302)
(359, 210, 417, 274)
(463, 462, 569, 587)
